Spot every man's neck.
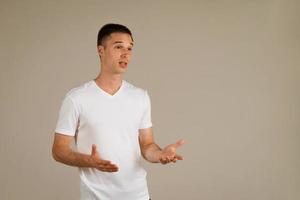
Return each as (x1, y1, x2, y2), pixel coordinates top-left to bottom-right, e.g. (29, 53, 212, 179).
(94, 73, 123, 95)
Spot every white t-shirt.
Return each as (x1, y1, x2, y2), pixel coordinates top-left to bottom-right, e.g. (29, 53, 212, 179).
(55, 80, 152, 200)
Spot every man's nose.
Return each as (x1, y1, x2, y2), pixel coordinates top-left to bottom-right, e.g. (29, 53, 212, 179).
(121, 50, 130, 58)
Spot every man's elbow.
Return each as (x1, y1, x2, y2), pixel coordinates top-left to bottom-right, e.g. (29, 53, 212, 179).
(52, 146, 63, 162)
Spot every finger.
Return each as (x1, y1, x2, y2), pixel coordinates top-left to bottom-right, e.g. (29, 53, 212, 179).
(106, 164, 118, 170)
(159, 157, 167, 164)
(104, 166, 119, 172)
(107, 169, 118, 173)
(165, 156, 170, 162)
(98, 167, 118, 172)
(159, 157, 166, 163)
(99, 163, 117, 169)
(168, 156, 174, 162)
(167, 156, 176, 163)
(97, 164, 119, 171)
(161, 155, 170, 163)
(94, 161, 119, 172)
(98, 159, 112, 165)
(91, 144, 97, 156)
(97, 161, 117, 168)
(174, 139, 185, 148)
(175, 154, 183, 160)
(161, 160, 167, 165)
(99, 168, 110, 172)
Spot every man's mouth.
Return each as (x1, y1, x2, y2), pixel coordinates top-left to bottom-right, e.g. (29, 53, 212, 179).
(119, 61, 128, 68)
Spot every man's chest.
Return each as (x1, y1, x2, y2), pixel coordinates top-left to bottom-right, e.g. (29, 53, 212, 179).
(79, 97, 143, 130)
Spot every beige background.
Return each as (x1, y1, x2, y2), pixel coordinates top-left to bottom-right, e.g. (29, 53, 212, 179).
(0, 0, 299, 199)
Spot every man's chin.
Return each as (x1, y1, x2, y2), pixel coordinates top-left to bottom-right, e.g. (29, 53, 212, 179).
(114, 68, 128, 75)
(119, 64, 128, 70)
(119, 65, 128, 71)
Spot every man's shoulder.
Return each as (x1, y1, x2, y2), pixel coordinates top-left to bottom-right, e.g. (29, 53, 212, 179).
(65, 80, 94, 100)
(124, 80, 148, 96)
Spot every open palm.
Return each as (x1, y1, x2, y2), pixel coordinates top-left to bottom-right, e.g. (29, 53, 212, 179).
(159, 139, 185, 164)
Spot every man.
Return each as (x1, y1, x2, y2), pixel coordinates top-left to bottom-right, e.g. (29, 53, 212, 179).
(52, 23, 185, 200)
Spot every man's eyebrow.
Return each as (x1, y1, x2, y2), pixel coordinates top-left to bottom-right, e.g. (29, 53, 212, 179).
(113, 41, 134, 46)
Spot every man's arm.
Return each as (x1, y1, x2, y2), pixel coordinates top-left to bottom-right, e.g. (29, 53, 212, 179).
(52, 133, 118, 172)
(138, 127, 185, 164)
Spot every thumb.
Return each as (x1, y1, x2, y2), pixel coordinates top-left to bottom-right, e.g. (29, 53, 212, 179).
(91, 144, 97, 156)
(174, 139, 185, 148)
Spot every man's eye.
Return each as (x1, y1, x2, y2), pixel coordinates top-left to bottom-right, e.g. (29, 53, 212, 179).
(128, 47, 132, 51)
(116, 46, 122, 49)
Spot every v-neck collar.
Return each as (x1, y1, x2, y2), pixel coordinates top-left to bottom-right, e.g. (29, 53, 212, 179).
(92, 79, 125, 98)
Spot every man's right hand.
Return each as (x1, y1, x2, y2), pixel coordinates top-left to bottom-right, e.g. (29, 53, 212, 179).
(90, 144, 119, 172)
(52, 133, 119, 172)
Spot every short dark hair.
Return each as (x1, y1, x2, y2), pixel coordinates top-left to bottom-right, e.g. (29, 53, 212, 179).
(97, 23, 133, 46)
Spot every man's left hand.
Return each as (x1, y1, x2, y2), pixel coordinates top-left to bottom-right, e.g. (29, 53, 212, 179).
(159, 139, 185, 164)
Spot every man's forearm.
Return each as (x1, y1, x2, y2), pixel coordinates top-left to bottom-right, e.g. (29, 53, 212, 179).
(52, 147, 93, 168)
(141, 143, 163, 163)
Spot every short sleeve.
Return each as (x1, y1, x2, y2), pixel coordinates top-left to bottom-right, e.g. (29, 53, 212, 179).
(139, 90, 153, 129)
(55, 95, 79, 136)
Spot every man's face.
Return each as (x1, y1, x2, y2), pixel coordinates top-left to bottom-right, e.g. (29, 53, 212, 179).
(98, 32, 133, 75)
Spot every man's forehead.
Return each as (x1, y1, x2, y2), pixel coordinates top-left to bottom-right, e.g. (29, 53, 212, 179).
(112, 41, 134, 46)
(106, 33, 133, 45)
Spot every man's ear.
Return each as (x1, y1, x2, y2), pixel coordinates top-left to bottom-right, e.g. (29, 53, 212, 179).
(97, 45, 104, 56)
